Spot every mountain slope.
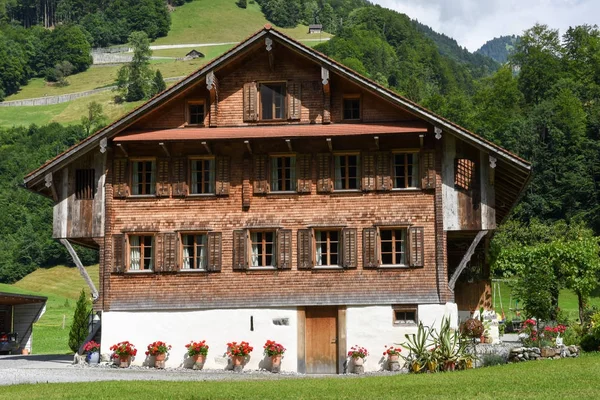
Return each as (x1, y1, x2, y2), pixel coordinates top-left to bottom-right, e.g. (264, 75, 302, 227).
(476, 35, 520, 64)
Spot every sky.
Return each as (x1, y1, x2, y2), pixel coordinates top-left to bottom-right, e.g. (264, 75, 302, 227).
(371, 0, 600, 52)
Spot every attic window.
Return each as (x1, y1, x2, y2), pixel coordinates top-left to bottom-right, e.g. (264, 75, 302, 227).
(75, 169, 95, 200)
(260, 83, 286, 120)
(343, 96, 360, 120)
(455, 158, 476, 191)
(187, 101, 205, 125)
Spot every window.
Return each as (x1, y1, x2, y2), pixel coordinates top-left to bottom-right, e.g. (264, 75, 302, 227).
(393, 153, 420, 189)
(187, 102, 205, 125)
(250, 231, 275, 267)
(393, 306, 417, 325)
(181, 234, 208, 270)
(343, 97, 360, 120)
(380, 228, 407, 266)
(260, 83, 286, 120)
(75, 169, 95, 200)
(334, 154, 360, 190)
(455, 158, 476, 191)
(270, 156, 296, 191)
(131, 160, 156, 195)
(190, 158, 215, 194)
(315, 230, 340, 266)
(129, 235, 154, 271)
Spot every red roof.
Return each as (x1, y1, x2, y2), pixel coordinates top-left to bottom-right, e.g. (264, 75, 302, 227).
(112, 122, 429, 142)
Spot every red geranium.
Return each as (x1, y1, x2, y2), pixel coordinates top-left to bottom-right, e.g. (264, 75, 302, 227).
(263, 340, 286, 357)
(109, 341, 137, 358)
(227, 341, 253, 357)
(383, 345, 402, 356)
(83, 340, 100, 354)
(145, 340, 172, 356)
(185, 340, 209, 357)
(347, 345, 368, 359)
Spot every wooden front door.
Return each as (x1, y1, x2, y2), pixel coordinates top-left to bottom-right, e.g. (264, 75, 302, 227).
(305, 306, 338, 374)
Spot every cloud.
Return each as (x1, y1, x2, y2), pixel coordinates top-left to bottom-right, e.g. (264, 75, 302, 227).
(372, 0, 600, 51)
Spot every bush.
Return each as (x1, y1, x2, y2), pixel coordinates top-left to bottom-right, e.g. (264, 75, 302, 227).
(580, 334, 600, 352)
(481, 354, 506, 367)
(562, 325, 583, 346)
(68, 289, 90, 353)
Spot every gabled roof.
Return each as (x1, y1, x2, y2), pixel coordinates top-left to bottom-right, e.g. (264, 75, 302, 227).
(24, 25, 530, 189)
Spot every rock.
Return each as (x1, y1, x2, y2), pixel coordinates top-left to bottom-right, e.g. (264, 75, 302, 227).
(73, 354, 86, 365)
(553, 356, 561, 360)
(533, 348, 541, 355)
(568, 345, 578, 354)
(389, 361, 401, 372)
(517, 353, 524, 359)
(510, 347, 523, 353)
(353, 365, 364, 374)
(523, 352, 529, 360)
(233, 365, 244, 373)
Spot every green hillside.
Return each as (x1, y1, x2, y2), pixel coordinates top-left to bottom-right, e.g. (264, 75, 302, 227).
(0, 265, 99, 354)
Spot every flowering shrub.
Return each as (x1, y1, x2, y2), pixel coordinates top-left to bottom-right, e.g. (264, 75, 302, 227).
(185, 340, 209, 357)
(383, 345, 402, 357)
(263, 340, 286, 357)
(519, 319, 538, 347)
(83, 340, 100, 354)
(110, 341, 137, 358)
(347, 345, 368, 359)
(539, 325, 567, 346)
(227, 341, 253, 357)
(145, 341, 172, 356)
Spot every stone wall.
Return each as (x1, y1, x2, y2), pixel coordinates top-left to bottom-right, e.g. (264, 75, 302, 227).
(508, 345, 580, 362)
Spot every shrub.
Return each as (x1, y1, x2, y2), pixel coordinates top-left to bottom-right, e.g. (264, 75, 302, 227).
(562, 325, 582, 346)
(580, 334, 600, 352)
(68, 289, 90, 353)
(481, 354, 506, 367)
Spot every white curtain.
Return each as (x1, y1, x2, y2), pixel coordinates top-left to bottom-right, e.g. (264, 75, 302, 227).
(315, 231, 323, 266)
(251, 233, 259, 267)
(130, 236, 140, 270)
(148, 238, 154, 270)
(182, 236, 192, 269)
(197, 235, 207, 269)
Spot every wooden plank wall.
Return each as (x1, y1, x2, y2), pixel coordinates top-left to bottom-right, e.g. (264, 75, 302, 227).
(13, 303, 45, 352)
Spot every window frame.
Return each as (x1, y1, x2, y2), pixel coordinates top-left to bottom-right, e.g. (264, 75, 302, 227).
(129, 158, 156, 197)
(334, 152, 361, 191)
(258, 81, 287, 121)
(180, 232, 209, 271)
(126, 233, 155, 272)
(188, 156, 216, 196)
(378, 226, 409, 268)
(314, 229, 342, 268)
(249, 230, 277, 269)
(392, 305, 418, 326)
(392, 150, 420, 190)
(269, 154, 297, 193)
(185, 100, 205, 126)
(342, 94, 361, 121)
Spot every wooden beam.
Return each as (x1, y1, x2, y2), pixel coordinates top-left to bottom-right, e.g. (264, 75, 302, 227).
(159, 142, 170, 157)
(116, 143, 128, 157)
(245, 140, 252, 154)
(60, 239, 99, 300)
(448, 230, 488, 291)
(44, 172, 58, 202)
(322, 67, 331, 124)
(285, 139, 293, 152)
(206, 71, 219, 127)
(326, 138, 332, 152)
(202, 141, 212, 154)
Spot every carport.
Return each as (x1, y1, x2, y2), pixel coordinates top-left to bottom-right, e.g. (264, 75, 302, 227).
(0, 292, 47, 354)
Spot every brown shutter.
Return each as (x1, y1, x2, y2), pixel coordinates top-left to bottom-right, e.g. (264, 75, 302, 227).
(207, 232, 222, 272)
(316, 153, 332, 193)
(233, 230, 248, 270)
(215, 156, 230, 195)
(276, 229, 292, 269)
(342, 228, 358, 269)
(361, 152, 376, 191)
(296, 153, 311, 193)
(112, 234, 125, 273)
(421, 150, 436, 190)
(297, 229, 313, 269)
(287, 81, 301, 120)
(363, 228, 379, 268)
(243, 82, 258, 122)
(113, 158, 129, 198)
(253, 155, 268, 194)
(375, 151, 392, 191)
(172, 157, 187, 197)
(162, 232, 177, 272)
(156, 158, 170, 197)
(408, 226, 424, 267)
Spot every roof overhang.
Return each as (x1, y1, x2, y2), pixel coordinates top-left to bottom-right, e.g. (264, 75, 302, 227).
(0, 292, 48, 306)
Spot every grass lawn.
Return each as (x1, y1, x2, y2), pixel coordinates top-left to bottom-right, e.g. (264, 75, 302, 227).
(0, 265, 99, 354)
(2, 353, 600, 399)
(153, 0, 331, 46)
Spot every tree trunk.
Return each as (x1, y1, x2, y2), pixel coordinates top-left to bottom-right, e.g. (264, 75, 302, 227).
(578, 291, 585, 324)
(550, 285, 560, 321)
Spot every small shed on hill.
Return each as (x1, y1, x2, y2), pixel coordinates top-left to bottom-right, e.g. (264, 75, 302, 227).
(184, 49, 205, 60)
(308, 24, 323, 34)
(0, 292, 47, 354)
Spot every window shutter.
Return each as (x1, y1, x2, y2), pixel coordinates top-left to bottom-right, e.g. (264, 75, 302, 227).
(342, 228, 358, 269)
(113, 158, 129, 198)
(408, 226, 424, 267)
(207, 232, 222, 272)
(421, 150, 436, 190)
(253, 155, 268, 194)
(316, 153, 332, 193)
(112, 234, 125, 273)
(172, 157, 187, 197)
(156, 158, 170, 197)
(375, 151, 392, 191)
(215, 156, 230, 195)
(363, 228, 379, 268)
(361, 152, 376, 191)
(287, 81, 301, 120)
(277, 229, 292, 269)
(297, 229, 312, 269)
(243, 82, 258, 122)
(233, 229, 248, 270)
(162, 232, 177, 272)
(296, 153, 311, 193)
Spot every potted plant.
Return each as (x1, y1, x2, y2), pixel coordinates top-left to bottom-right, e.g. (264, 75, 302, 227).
(226, 341, 253, 370)
(145, 340, 172, 368)
(83, 340, 101, 364)
(460, 318, 484, 341)
(110, 341, 137, 368)
(185, 340, 209, 368)
(383, 345, 402, 364)
(401, 322, 434, 373)
(263, 340, 286, 373)
(347, 345, 368, 369)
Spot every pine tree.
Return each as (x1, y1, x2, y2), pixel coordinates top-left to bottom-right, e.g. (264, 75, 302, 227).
(151, 70, 167, 97)
(68, 289, 90, 353)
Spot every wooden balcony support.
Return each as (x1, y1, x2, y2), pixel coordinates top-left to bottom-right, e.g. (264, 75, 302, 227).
(447, 230, 488, 292)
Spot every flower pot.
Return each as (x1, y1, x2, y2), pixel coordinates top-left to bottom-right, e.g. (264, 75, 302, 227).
(444, 361, 455, 371)
(154, 353, 166, 368)
(412, 362, 422, 373)
(465, 359, 473, 369)
(271, 354, 282, 373)
(119, 356, 131, 368)
(232, 355, 244, 366)
(87, 351, 100, 364)
(352, 357, 364, 366)
(388, 354, 399, 363)
(193, 354, 206, 366)
(427, 361, 437, 372)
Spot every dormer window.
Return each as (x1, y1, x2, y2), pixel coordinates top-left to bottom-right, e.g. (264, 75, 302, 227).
(260, 83, 286, 120)
(187, 101, 205, 125)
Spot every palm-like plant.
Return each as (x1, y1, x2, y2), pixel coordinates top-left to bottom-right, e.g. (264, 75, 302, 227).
(401, 322, 434, 372)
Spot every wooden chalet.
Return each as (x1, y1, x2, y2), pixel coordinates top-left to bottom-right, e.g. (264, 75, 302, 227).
(23, 25, 530, 373)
